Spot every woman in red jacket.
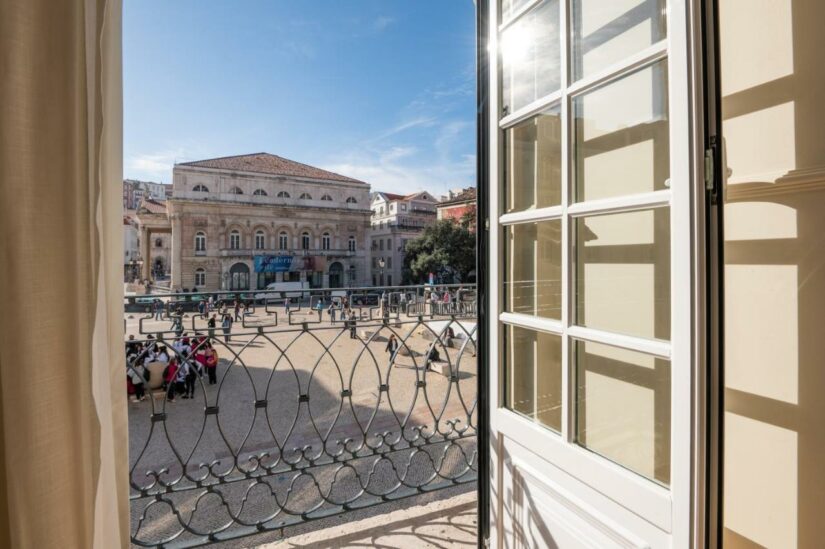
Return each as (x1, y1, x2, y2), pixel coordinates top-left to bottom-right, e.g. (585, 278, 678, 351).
(164, 358, 179, 402)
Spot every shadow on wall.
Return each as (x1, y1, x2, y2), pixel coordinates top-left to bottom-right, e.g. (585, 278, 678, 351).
(720, 0, 825, 546)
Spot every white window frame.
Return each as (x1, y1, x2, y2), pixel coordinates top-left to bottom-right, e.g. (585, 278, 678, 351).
(488, 0, 694, 544)
(301, 232, 310, 250)
(255, 230, 265, 250)
(194, 231, 206, 253)
(279, 231, 289, 250)
(348, 236, 356, 252)
(194, 268, 206, 287)
(229, 230, 241, 250)
(321, 233, 331, 250)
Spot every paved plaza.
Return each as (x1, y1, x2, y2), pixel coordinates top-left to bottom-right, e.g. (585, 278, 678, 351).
(125, 304, 478, 547)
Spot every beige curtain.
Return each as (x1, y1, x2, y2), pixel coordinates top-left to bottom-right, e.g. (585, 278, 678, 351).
(0, 1, 128, 547)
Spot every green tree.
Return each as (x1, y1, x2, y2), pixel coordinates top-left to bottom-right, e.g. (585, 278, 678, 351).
(402, 219, 476, 284)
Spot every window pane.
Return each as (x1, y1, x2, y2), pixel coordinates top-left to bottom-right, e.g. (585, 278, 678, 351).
(500, 0, 533, 22)
(575, 208, 670, 340)
(571, 0, 667, 81)
(501, 0, 560, 114)
(574, 60, 669, 202)
(504, 325, 562, 432)
(575, 340, 670, 485)
(504, 108, 562, 213)
(504, 221, 561, 319)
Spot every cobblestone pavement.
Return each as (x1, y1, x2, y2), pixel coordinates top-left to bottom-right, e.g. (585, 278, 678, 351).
(125, 307, 478, 547)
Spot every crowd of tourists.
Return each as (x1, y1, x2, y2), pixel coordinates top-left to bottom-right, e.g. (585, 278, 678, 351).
(125, 332, 219, 403)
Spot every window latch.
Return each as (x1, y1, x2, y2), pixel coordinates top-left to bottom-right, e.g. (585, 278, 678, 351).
(704, 148, 714, 191)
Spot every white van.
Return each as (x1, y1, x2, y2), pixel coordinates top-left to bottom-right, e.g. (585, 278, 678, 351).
(254, 281, 309, 301)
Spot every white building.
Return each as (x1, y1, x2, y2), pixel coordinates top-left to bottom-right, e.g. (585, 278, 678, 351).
(369, 191, 439, 286)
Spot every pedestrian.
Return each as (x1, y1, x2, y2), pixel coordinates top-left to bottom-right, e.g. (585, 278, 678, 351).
(386, 334, 399, 361)
(175, 354, 191, 399)
(400, 292, 408, 314)
(233, 300, 241, 322)
(127, 356, 147, 401)
(207, 295, 214, 312)
(201, 343, 219, 385)
(163, 357, 179, 402)
(153, 299, 163, 321)
(182, 352, 197, 399)
(284, 297, 291, 315)
(348, 310, 357, 339)
(207, 313, 216, 340)
(198, 300, 206, 317)
(315, 300, 323, 321)
(221, 312, 232, 342)
(328, 303, 336, 323)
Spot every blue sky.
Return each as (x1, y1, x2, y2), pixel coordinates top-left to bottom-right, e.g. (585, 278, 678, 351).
(124, 0, 477, 197)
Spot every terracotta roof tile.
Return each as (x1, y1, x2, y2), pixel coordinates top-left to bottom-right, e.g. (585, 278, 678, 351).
(139, 198, 167, 214)
(178, 153, 366, 185)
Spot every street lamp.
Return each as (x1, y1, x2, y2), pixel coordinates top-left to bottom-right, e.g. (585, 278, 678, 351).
(378, 257, 385, 287)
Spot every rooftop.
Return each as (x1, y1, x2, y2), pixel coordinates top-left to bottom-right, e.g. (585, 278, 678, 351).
(439, 187, 476, 206)
(177, 152, 367, 185)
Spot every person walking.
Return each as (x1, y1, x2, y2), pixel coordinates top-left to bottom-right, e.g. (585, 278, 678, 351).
(284, 297, 291, 315)
(328, 303, 336, 324)
(385, 334, 399, 362)
(315, 300, 323, 322)
(400, 292, 408, 315)
(207, 313, 217, 340)
(233, 300, 241, 322)
(198, 299, 206, 317)
(153, 299, 163, 321)
(348, 310, 357, 339)
(221, 312, 233, 342)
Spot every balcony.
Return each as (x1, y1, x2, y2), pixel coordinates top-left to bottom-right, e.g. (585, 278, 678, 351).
(125, 285, 477, 547)
(218, 248, 357, 258)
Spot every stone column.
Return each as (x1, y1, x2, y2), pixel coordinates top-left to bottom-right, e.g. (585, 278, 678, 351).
(170, 213, 182, 289)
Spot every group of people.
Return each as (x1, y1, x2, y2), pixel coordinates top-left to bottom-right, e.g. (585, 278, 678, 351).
(125, 332, 220, 403)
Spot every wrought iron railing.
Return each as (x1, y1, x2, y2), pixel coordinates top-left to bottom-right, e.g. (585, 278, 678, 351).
(125, 285, 477, 547)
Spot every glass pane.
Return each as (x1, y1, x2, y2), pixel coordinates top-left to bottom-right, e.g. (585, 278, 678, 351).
(574, 60, 670, 202)
(504, 221, 562, 319)
(501, 0, 561, 114)
(575, 340, 670, 485)
(501, 0, 534, 23)
(504, 108, 562, 213)
(505, 325, 562, 432)
(575, 208, 670, 340)
(571, 0, 667, 81)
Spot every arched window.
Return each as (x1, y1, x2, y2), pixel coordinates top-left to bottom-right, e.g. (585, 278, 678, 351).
(229, 230, 241, 250)
(348, 236, 356, 252)
(321, 232, 331, 250)
(194, 268, 206, 287)
(255, 230, 265, 250)
(277, 191, 290, 198)
(299, 192, 312, 200)
(279, 231, 289, 250)
(229, 186, 243, 195)
(346, 197, 357, 204)
(193, 184, 209, 192)
(301, 231, 310, 250)
(253, 189, 268, 196)
(195, 231, 206, 253)
(321, 194, 333, 201)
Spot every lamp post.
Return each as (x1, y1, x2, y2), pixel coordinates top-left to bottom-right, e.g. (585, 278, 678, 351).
(378, 257, 385, 287)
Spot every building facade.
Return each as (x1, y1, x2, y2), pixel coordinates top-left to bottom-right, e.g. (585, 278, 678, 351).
(123, 179, 171, 211)
(137, 153, 372, 291)
(437, 187, 476, 227)
(369, 191, 438, 286)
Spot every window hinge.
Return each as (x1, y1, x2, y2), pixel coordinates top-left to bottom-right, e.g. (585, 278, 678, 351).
(704, 148, 714, 191)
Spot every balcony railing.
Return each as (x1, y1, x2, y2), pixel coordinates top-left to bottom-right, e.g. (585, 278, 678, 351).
(217, 248, 357, 257)
(125, 284, 477, 547)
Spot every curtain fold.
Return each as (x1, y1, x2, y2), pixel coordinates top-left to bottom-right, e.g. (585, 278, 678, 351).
(0, 1, 128, 547)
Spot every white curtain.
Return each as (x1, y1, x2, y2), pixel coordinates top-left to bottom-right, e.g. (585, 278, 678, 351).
(0, 1, 129, 547)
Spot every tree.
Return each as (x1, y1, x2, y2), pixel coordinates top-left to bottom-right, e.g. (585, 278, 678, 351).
(402, 219, 476, 284)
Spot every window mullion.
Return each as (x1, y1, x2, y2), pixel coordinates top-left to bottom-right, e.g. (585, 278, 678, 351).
(560, 0, 572, 445)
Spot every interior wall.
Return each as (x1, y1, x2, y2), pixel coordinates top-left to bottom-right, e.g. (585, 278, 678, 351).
(720, 0, 825, 546)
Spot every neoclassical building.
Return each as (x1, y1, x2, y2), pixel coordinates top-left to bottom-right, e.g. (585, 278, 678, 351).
(136, 153, 372, 291)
